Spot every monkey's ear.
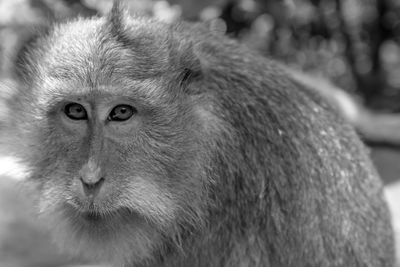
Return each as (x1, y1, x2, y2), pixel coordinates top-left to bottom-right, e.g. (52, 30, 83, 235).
(175, 42, 203, 94)
(178, 59, 202, 91)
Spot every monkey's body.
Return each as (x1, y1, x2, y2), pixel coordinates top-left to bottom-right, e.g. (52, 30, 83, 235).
(1, 4, 394, 267)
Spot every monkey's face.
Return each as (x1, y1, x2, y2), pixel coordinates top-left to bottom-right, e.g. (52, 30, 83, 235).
(21, 77, 209, 263)
(10, 16, 216, 265)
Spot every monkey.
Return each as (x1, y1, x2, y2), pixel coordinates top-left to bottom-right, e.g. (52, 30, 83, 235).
(0, 2, 395, 267)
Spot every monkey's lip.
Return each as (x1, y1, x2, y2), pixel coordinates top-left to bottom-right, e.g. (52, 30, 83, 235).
(63, 200, 135, 223)
(79, 209, 112, 222)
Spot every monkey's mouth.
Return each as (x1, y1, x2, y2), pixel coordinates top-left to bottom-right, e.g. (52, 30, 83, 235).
(63, 200, 136, 223)
(80, 210, 107, 222)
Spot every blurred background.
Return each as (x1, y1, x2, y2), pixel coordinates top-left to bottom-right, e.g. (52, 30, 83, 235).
(1, 0, 400, 266)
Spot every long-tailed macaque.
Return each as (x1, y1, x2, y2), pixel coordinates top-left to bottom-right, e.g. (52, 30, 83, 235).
(0, 2, 394, 267)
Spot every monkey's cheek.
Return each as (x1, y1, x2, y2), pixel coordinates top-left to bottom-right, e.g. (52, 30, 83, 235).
(117, 177, 178, 226)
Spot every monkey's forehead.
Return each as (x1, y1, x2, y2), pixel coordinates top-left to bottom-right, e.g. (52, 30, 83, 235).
(34, 17, 176, 83)
(36, 74, 174, 109)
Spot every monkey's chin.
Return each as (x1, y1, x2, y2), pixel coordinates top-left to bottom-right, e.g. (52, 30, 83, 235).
(41, 203, 162, 266)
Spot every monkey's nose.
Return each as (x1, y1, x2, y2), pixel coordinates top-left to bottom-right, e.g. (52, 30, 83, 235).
(80, 177, 105, 198)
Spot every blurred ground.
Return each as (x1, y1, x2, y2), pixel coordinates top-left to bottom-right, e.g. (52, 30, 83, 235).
(385, 180, 400, 267)
(372, 147, 400, 185)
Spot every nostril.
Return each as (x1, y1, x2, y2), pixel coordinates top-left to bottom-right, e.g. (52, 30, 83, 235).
(80, 177, 105, 198)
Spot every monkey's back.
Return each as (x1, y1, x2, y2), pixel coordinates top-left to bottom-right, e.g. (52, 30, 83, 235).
(180, 23, 395, 267)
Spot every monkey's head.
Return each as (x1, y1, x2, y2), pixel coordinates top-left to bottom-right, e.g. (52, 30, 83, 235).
(4, 3, 224, 265)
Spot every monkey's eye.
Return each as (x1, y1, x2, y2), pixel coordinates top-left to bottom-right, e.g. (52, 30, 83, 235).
(108, 104, 136, 121)
(64, 103, 88, 120)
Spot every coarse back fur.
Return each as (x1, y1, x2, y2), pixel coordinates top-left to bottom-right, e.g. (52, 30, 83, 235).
(0, 2, 394, 267)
